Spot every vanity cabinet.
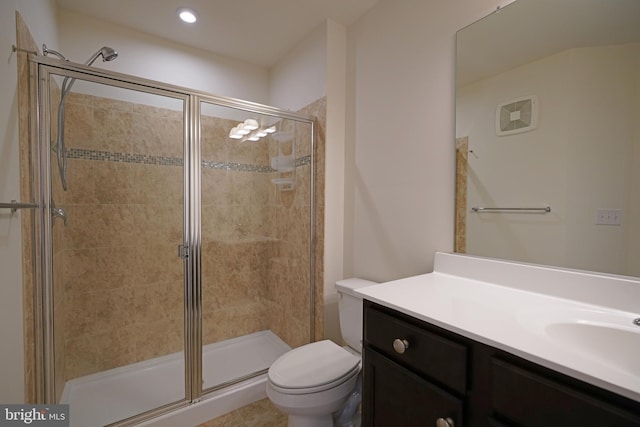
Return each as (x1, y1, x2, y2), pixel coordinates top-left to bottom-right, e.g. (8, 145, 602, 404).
(362, 301, 640, 427)
(363, 305, 466, 425)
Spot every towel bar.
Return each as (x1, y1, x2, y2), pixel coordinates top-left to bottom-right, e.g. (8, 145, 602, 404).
(0, 200, 38, 213)
(471, 206, 551, 213)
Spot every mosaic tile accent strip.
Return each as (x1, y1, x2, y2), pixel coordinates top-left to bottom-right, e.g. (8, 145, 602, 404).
(296, 155, 311, 167)
(67, 148, 183, 167)
(201, 160, 272, 173)
(67, 148, 311, 173)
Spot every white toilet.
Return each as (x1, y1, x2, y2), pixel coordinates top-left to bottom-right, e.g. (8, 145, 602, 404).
(267, 278, 376, 427)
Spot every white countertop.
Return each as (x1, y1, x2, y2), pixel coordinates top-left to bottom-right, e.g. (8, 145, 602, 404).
(356, 252, 640, 402)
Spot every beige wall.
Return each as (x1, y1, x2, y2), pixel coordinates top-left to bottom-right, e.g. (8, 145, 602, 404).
(345, 0, 502, 282)
(322, 20, 348, 343)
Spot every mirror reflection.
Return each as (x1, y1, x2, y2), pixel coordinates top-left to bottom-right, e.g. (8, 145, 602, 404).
(455, 0, 640, 277)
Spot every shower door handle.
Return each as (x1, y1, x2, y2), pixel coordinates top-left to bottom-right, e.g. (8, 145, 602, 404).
(178, 245, 189, 259)
(52, 207, 68, 226)
(51, 200, 68, 226)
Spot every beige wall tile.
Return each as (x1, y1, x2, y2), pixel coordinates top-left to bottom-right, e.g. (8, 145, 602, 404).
(132, 110, 183, 158)
(201, 169, 231, 206)
(63, 102, 93, 150)
(94, 161, 135, 204)
(201, 115, 230, 162)
(134, 164, 183, 205)
(93, 106, 133, 153)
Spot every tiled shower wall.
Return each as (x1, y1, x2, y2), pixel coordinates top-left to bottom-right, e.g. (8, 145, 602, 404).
(16, 12, 39, 403)
(55, 91, 324, 383)
(56, 93, 186, 382)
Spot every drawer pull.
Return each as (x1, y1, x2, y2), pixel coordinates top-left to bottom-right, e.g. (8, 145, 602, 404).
(392, 338, 410, 354)
(436, 417, 455, 427)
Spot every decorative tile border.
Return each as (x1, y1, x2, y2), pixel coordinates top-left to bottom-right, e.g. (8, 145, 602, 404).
(296, 156, 311, 167)
(67, 148, 183, 167)
(67, 148, 310, 173)
(201, 159, 270, 173)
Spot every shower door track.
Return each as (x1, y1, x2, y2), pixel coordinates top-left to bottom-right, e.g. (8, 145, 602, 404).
(29, 54, 316, 426)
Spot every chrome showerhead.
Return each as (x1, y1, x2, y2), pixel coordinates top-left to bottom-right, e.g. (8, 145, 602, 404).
(84, 46, 118, 66)
(42, 44, 118, 66)
(102, 47, 118, 62)
(44, 43, 118, 193)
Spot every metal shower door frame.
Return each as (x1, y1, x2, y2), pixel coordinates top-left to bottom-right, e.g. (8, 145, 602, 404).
(30, 55, 316, 425)
(33, 59, 195, 415)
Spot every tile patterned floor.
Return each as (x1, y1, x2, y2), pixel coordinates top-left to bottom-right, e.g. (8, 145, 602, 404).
(195, 398, 287, 427)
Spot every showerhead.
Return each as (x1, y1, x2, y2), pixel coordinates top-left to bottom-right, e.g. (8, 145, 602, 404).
(84, 46, 118, 66)
(45, 43, 119, 193)
(42, 44, 118, 66)
(100, 47, 118, 61)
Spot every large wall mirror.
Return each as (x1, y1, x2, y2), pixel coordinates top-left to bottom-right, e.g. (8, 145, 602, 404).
(455, 0, 640, 278)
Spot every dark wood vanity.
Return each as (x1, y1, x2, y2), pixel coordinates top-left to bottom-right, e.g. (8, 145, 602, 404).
(362, 300, 640, 427)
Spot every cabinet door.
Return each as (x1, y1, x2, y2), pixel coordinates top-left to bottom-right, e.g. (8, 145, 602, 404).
(491, 358, 640, 427)
(363, 348, 463, 427)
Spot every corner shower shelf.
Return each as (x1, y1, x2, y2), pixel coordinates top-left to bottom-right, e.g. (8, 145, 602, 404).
(271, 177, 295, 191)
(270, 131, 295, 191)
(271, 155, 295, 172)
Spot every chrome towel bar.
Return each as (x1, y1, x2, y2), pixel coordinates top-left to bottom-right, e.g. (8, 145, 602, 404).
(472, 206, 551, 213)
(0, 200, 38, 213)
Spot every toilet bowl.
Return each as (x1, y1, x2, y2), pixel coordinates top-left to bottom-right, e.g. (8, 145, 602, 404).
(267, 340, 360, 426)
(266, 278, 377, 427)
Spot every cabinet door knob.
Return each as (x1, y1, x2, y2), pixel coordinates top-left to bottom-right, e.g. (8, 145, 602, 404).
(392, 338, 409, 354)
(436, 417, 454, 427)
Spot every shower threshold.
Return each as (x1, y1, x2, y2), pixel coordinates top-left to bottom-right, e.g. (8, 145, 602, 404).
(61, 330, 290, 427)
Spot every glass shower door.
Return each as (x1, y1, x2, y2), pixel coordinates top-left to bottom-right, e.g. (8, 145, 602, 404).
(198, 100, 314, 393)
(43, 68, 188, 426)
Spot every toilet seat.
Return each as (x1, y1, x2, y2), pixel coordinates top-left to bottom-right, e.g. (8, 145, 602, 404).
(268, 340, 361, 395)
(269, 364, 360, 395)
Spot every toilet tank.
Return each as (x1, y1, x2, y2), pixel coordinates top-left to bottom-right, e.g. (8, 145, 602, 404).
(336, 278, 377, 353)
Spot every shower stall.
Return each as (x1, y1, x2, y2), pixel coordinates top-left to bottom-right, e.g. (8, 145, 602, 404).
(28, 54, 317, 426)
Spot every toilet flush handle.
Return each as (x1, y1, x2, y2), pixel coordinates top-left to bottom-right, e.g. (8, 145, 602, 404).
(392, 338, 409, 354)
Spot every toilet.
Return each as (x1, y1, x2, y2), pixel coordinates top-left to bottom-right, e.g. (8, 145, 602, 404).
(267, 278, 376, 427)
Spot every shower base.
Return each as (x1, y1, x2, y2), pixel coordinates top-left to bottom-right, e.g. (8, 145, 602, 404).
(61, 330, 290, 427)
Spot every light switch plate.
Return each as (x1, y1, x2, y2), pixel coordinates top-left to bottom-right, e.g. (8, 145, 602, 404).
(596, 209, 622, 225)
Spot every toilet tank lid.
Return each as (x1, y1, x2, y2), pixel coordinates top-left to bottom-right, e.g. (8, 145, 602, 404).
(336, 278, 378, 294)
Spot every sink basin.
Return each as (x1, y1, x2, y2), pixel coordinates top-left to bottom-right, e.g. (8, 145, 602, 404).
(518, 306, 640, 375)
(546, 322, 640, 375)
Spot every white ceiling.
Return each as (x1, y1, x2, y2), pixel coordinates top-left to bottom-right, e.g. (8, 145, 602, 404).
(457, 0, 640, 86)
(55, 0, 380, 68)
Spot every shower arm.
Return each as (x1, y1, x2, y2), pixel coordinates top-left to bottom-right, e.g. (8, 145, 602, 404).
(43, 44, 119, 191)
(42, 44, 67, 61)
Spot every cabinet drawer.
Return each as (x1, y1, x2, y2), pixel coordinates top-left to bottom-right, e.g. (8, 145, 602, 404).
(364, 305, 467, 394)
(491, 358, 640, 427)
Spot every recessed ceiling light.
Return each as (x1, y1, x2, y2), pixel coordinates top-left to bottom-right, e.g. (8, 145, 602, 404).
(177, 8, 198, 24)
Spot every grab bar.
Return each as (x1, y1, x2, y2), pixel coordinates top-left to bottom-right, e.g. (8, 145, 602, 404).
(472, 206, 551, 213)
(0, 200, 38, 213)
